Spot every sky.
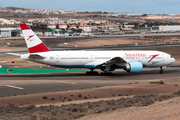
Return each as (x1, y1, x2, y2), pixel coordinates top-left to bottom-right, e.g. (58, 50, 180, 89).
(0, 0, 180, 14)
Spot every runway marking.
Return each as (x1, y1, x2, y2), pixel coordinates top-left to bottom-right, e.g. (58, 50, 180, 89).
(58, 81, 77, 84)
(6, 85, 24, 90)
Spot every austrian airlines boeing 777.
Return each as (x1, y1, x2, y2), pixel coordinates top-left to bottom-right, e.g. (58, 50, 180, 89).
(18, 23, 175, 75)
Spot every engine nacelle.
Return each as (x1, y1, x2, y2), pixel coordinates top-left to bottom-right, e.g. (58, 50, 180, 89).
(125, 62, 143, 73)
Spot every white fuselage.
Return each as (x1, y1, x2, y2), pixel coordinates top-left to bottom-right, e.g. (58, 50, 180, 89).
(21, 50, 175, 70)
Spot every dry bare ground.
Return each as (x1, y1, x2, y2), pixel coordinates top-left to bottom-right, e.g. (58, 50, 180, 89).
(78, 97, 180, 120)
(1, 81, 180, 120)
(58, 36, 180, 47)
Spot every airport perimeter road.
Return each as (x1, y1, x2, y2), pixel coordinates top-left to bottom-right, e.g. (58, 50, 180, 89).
(51, 43, 180, 51)
(0, 67, 180, 96)
(108, 33, 180, 37)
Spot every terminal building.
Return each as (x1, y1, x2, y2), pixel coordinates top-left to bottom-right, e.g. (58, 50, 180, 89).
(0, 28, 21, 37)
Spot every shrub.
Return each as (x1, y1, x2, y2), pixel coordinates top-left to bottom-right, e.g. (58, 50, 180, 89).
(51, 98, 55, 100)
(43, 96, 48, 99)
(78, 94, 82, 97)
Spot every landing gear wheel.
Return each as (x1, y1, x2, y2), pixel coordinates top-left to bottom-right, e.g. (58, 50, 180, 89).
(86, 71, 90, 75)
(159, 67, 164, 74)
(100, 72, 113, 76)
(159, 70, 164, 74)
(86, 71, 98, 75)
(94, 71, 98, 75)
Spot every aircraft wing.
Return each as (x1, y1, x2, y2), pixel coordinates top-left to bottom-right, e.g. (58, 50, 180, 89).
(96, 57, 127, 67)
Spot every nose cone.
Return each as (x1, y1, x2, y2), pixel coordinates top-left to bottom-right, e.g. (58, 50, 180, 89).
(169, 57, 176, 64)
(172, 57, 175, 63)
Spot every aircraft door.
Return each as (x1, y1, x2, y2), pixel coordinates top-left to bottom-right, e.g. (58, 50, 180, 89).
(162, 54, 165, 61)
(56, 55, 60, 62)
(90, 55, 94, 62)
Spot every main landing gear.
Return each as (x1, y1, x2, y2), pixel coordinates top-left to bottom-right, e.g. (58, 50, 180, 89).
(159, 67, 164, 74)
(86, 70, 114, 76)
(100, 66, 113, 75)
(86, 70, 98, 75)
(100, 72, 113, 76)
(86, 67, 114, 76)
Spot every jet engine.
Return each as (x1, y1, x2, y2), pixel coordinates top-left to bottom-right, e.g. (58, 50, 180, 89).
(124, 62, 143, 73)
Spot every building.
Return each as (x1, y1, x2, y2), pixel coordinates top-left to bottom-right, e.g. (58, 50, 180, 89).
(42, 24, 68, 29)
(159, 26, 180, 31)
(47, 29, 73, 36)
(59, 24, 67, 29)
(0, 28, 21, 37)
(79, 25, 91, 32)
(46, 24, 57, 29)
(149, 25, 180, 32)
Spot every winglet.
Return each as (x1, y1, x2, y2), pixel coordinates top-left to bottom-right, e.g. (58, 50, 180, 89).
(20, 23, 50, 53)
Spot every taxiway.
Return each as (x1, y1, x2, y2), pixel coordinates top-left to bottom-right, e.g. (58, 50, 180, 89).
(0, 67, 179, 96)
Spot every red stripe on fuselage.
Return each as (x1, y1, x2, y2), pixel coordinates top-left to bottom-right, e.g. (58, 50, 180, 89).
(20, 23, 31, 30)
(148, 54, 159, 62)
(28, 42, 50, 53)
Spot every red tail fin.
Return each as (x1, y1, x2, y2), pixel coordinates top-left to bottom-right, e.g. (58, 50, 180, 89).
(20, 23, 50, 53)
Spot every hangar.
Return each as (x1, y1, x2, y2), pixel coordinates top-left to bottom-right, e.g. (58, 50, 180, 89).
(0, 28, 21, 37)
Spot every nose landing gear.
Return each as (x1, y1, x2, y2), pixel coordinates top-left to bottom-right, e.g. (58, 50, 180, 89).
(159, 67, 164, 74)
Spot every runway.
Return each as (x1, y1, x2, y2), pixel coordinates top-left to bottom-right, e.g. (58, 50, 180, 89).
(0, 67, 179, 97)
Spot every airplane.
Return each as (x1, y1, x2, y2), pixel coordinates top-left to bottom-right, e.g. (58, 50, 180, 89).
(53, 32, 66, 38)
(82, 31, 97, 37)
(10, 23, 175, 75)
(54, 33, 65, 37)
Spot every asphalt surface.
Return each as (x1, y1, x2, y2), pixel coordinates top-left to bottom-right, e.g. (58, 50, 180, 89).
(0, 67, 180, 96)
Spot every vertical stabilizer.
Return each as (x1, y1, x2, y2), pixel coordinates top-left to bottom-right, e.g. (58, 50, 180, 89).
(20, 23, 50, 53)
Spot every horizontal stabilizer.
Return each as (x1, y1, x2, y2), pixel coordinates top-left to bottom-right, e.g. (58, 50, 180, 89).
(6, 53, 21, 56)
(29, 54, 45, 59)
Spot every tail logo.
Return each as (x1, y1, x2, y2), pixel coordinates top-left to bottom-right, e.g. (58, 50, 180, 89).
(148, 54, 159, 62)
(27, 35, 35, 41)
